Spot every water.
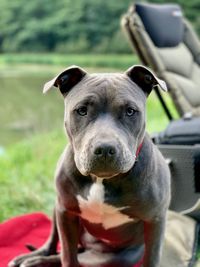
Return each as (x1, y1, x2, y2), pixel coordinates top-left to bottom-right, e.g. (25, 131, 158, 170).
(0, 72, 64, 147)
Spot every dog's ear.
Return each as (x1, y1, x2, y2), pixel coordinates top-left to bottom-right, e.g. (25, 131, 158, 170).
(125, 65, 167, 96)
(43, 65, 87, 95)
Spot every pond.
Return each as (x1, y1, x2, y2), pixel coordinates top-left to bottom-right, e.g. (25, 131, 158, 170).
(0, 67, 64, 149)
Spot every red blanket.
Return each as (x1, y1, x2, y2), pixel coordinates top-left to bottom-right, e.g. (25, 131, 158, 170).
(0, 213, 142, 267)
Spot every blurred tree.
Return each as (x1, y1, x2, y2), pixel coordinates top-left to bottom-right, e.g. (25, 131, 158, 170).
(0, 0, 199, 53)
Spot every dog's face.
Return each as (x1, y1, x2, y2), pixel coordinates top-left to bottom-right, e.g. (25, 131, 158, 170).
(64, 73, 146, 178)
(44, 66, 166, 178)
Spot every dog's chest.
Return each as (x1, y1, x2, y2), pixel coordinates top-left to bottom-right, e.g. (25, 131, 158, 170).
(77, 179, 137, 230)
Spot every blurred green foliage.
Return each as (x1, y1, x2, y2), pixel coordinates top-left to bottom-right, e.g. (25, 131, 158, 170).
(0, 0, 199, 54)
(0, 130, 66, 221)
(0, 0, 131, 53)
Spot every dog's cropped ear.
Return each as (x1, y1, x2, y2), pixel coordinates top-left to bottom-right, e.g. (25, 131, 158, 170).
(43, 65, 87, 95)
(125, 65, 167, 96)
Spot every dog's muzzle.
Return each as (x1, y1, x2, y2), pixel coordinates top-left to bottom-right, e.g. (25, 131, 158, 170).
(75, 139, 135, 178)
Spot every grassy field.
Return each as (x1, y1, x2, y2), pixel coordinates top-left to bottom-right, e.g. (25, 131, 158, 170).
(0, 130, 65, 221)
(0, 53, 178, 222)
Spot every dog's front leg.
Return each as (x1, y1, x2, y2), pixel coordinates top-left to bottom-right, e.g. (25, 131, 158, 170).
(143, 216, 166, 267)
(56, 203, 79, 267)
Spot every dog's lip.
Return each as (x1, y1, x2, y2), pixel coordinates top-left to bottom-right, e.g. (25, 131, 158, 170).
(90, 172, 120, 179)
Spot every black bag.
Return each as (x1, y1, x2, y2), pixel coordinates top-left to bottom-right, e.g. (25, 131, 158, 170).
(155, 116, 200, 145)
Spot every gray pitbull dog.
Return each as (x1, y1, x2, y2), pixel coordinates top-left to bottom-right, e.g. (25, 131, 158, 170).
(9, 65, 170, 267)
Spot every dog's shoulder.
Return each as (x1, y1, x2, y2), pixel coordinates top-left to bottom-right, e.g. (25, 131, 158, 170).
(54, 145, 75, 180)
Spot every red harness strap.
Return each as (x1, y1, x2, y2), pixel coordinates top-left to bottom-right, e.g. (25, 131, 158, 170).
(136, 142, 143, 158)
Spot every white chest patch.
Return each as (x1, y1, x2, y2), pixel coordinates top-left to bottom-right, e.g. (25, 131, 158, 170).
(77, 178, 137, 230)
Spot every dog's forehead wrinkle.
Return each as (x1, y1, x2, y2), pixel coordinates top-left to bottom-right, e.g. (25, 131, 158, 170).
(66, 73, 146, 108)
(88, 74, 146, 103)
(85, 73, 129, 89)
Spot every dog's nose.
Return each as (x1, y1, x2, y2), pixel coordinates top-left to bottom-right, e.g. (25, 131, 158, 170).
(94, 143, 116, 158)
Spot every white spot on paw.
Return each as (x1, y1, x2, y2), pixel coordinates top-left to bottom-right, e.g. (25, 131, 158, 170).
(8, 261, 15, 267)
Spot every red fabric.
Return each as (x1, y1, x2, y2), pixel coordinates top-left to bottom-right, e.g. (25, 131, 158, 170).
(0, 213, 142, 267)
(0, 213, 51, 267)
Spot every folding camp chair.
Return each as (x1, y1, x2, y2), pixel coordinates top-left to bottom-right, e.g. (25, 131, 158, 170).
(122, 3, 200, 118)
(121, 3, 200, 219)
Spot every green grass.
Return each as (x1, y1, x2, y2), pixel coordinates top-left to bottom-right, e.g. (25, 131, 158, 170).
(0, 53, 138, 70)
(0, 130, 66, 222)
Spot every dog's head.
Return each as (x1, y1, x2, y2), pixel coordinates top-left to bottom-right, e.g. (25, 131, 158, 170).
(44, 65, 167, 178)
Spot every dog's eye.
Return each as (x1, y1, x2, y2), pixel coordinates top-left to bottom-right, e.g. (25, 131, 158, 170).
(126, 107, 136, 117)
(77, 106, 87, 116)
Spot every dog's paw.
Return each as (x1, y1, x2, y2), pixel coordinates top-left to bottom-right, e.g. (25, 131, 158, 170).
(8, 254, 32, 267)
(19, 255, 60, 267)
(8, 248, 54, 267)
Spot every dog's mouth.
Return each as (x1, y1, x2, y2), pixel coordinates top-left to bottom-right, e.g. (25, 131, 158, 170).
(78, 157, 135, 179)
(90, 171, 120, 179)
(75, 154, 136, 178)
